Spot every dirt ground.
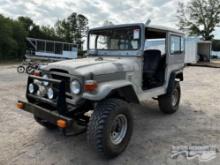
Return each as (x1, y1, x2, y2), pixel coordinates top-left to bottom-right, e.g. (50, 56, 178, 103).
(189, 60, 220, 68)
(0, 65, 220, 165)
(212, 59, 220, 64)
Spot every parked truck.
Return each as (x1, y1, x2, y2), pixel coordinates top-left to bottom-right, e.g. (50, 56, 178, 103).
(17, 23, 185, 158)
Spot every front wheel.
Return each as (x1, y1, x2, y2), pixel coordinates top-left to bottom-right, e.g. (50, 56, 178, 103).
(26, 66, 34, 74)
(87, 99, 133, 158)
(158, 81, 181, 114)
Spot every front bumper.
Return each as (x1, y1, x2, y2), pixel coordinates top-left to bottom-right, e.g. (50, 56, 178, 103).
(17, 101, 73, 128)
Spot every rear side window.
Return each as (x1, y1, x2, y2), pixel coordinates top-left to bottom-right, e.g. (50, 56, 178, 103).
(170, 35, 184, 55)
(145, 38, 166, 55)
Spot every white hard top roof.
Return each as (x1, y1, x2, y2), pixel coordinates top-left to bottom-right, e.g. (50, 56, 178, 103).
(90, 23, 184, 35)
(146, 25, 184, 34)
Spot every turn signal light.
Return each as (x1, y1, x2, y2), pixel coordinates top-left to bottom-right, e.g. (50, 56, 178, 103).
(84, 80, 97, 92)
(16, 102, 24, 109)
(57, 119, 67, 128)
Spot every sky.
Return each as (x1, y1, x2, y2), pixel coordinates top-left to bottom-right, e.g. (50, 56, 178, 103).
(0, 0, 220, 39)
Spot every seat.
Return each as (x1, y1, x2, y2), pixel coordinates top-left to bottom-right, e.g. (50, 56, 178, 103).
(143, 49, 161, 79)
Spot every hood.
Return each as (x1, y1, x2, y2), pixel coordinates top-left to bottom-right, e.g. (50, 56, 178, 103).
(44, 57, 139, 76)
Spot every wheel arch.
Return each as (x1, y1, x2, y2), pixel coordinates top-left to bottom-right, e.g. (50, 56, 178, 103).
(176, 72, 183, 81)
(106, 85, 139, 104)
(167, 69, 183, 94)
(82, 80, 139, 103)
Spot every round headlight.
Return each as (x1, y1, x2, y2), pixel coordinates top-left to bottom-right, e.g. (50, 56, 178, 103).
(42, 74, 49, 86)
(70, 80, 81, 94)
(47, 88, 54, 99)
(28, 83, 35, 94)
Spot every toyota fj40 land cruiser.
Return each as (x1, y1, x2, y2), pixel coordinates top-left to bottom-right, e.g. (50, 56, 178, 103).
(17, 23, 185, 158)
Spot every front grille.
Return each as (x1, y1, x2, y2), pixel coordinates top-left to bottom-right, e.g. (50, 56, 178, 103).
(51, 74, 70, 93)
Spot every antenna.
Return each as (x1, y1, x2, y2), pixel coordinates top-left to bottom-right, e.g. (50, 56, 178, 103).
(145, 19, 151, 26)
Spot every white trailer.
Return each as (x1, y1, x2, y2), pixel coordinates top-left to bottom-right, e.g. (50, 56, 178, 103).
(184, 37, 212, 64)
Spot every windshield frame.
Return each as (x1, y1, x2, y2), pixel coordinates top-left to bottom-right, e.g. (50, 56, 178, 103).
(87, 24, 145, 57)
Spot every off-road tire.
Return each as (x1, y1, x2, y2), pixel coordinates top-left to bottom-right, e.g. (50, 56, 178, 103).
(34, 116, 57, 129)
(158, 81, 181, 114)
(17, 66, 25, 73)
(87, 99, 133, 158)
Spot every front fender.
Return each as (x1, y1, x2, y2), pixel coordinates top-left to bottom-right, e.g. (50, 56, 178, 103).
(167, 69, 183, 94)
(82, 80, 138, 102)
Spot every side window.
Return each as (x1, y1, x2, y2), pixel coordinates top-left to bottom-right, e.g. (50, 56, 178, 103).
(170, 35, 184, 55)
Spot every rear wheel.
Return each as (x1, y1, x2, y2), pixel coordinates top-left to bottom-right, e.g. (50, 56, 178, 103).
(87, 99, 133, 158)
(34, 116, 57, 129)
(17, 66, 25, 73)
(158, 81, 181, 114)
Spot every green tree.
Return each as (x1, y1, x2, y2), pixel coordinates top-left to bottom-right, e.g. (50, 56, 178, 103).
(18, 17, 62, 41)
(18, 16, 34, 33)
(75, 14, 89, 50)
(41, 26, 56, 39)
(11, 20, 27, 59)
(177, 0, 220, 40)
(0, 15, 15, 59)
(55, 12, 89, 50)
(55, 19, 72, 42)
(0, 15, 27, 60)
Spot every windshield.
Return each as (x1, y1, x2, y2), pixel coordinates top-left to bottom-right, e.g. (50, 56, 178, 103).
(89, 26, 141, 51)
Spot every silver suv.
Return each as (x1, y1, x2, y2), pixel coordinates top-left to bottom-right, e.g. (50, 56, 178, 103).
(17, 23, 185, 158)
